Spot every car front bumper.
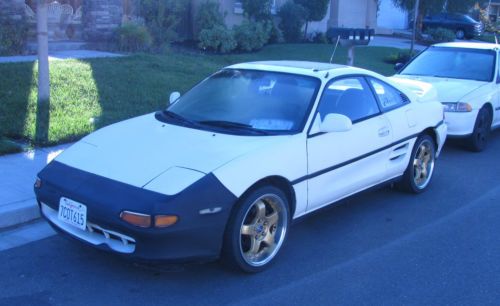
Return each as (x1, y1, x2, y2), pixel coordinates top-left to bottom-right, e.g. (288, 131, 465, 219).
(35, 161, 237, 262)
(444, 109, 478, 137)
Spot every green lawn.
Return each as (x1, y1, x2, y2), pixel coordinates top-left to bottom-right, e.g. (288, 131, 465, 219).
(0, 44, 400, 155)
(476, 33, 497, 44)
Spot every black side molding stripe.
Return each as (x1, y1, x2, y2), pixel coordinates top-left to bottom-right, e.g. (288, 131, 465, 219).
(293, 120, 445, 185)
(496, 107, 500, 111)
(291, 133, 419, 185)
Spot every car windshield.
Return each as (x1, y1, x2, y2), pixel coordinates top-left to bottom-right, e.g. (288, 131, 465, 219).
(400, 47, 496, 82)
(163, 69, 320, 135)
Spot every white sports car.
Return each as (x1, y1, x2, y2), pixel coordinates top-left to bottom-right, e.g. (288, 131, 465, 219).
(393, 42, 500, 151)
(34, 61, 447, 272)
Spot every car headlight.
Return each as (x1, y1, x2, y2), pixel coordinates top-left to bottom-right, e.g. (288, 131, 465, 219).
(442, 102, 472, 112)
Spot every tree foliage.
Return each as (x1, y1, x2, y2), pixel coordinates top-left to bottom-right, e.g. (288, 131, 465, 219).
(195, 1, 226, 39)
(241, 0, 272, 21)
(294, 0, 329, 22)
(294, 0, 329, 38)
(278, 2, 307, 42)
(139, 0, 188, 45)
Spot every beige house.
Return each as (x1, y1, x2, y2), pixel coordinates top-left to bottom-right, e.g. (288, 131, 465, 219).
(0, 0, 378, 48)
(192, 0, 378, 35)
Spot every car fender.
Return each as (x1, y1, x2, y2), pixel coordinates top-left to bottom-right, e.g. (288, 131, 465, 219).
(459, 83, 497, 111)
(212, 134, 307, 216)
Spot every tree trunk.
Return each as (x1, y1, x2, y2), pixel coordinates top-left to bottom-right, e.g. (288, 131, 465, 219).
(347, 46, 354, 66)
(410, 0, 420, 57)
(36, 0, 50, 144)
(304, 21, 309, 40)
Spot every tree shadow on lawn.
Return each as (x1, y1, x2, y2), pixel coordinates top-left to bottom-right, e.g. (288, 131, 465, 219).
(0, 61, 36, 148)
(81, 54, 221, 131)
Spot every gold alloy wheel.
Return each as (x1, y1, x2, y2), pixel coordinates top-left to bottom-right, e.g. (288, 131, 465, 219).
(413, 139, 435, 189)
(239, 194, 288, 267)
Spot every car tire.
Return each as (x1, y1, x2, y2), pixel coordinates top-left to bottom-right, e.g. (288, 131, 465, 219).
(455, 29, 465, 40)
(467, 106, 492, 152)
(396, 134, 436, 194)
(222, 186, 290, 273)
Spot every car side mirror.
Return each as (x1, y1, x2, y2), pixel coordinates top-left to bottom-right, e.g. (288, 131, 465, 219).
(319, 113, 353, 133)
(169, 91, 181, 105)
(394, 62, 404, 72)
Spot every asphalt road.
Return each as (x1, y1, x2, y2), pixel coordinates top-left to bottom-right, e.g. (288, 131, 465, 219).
(1, 132, 499, 306)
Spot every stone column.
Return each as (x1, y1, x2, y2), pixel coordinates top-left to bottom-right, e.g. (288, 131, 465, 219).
(83, 0, 123, 41)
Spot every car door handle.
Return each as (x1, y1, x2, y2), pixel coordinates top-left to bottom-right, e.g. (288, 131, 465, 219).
(378, 127, 390, 137)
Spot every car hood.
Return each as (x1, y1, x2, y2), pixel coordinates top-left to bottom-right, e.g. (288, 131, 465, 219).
(56, 113, 284, 189)
(392, 75, 487, 102)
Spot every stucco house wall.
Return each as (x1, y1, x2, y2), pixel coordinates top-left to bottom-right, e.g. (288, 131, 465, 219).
(328, 0, 377, 29)
(377, 0, 408, 33)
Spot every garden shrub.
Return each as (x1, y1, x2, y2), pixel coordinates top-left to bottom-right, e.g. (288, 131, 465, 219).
(117, 22, 152, 52)
(268, 23, 285, 44)
(139, 0, 188, 46)
(0, 19, 28, 56)
(312, 31, 328, 44)
(425, 27, 456, 43)
(198, 25, 237, 53)
(195, 1, 226, 39)
(241, 0, 273, 21)
(384, 50, 418, 64)
(278, 2, 307, 43)
(233, 20, 272, 52)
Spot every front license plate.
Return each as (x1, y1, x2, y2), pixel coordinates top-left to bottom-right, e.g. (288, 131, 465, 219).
(58, 197, 87, 230)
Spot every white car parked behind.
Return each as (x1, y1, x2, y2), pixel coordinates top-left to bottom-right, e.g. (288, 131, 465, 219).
(393, 42, 500, 151)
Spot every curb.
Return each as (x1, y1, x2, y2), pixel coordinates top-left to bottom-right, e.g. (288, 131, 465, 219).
(0, 198, 40, 229)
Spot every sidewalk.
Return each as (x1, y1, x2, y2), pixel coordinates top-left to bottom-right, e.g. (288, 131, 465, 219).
(368, 36, 427, 51)
(0, 50, 123, 64)
(0, 144, 72, 229)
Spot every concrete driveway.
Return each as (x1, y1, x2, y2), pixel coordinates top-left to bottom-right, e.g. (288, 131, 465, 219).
(368, 36, 427, 51)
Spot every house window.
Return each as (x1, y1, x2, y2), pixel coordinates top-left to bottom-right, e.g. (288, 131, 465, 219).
(234, 0, 278, 15)
(234, 1, 243, 14)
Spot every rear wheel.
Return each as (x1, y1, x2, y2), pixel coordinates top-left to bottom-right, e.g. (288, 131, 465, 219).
(467, 106, 492, 152)
(222, 186, 290, 273)
(396, 134, 436, 193)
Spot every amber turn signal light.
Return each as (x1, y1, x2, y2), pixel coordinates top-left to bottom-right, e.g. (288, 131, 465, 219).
(154, 215, 178, 228)
(120, 211, 152, 228)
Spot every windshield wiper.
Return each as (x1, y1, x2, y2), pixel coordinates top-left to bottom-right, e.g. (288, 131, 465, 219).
(162, 111, 199, 127)
(198, 120, 271, 135)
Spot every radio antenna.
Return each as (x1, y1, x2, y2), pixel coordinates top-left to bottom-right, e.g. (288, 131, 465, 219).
(330, 35, 341, 64)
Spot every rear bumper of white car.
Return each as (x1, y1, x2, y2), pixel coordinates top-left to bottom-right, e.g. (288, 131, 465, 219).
(434, 121, 447, 157)
(444, 109, 478, 137)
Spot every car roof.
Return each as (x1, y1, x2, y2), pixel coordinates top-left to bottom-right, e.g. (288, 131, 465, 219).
(226, 61, 378, 79)
(432, 42, 499, 51)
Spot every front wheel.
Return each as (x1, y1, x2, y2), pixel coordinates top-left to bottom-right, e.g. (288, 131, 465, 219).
(222, 186, 290, 273)
(396, 134, 436, 193)
(467, 107, 492, 152)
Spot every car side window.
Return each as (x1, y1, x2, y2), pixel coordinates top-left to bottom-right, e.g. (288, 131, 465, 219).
(317, 77, 380, 123)
(497, 53, 500, 83)
(369, 78, 410, 111)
